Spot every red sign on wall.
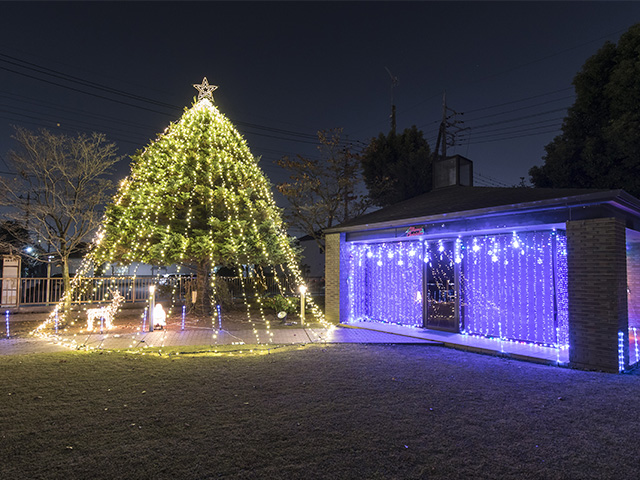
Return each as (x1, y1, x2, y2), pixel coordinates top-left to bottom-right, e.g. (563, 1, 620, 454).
(405, 226, 425, 237)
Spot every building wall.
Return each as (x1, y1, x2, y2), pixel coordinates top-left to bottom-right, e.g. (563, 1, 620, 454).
(325, 233, 345, 323)
(567, 218, 628, 372)
(626, 240, 640, 329)
(626, 237, 640, 366)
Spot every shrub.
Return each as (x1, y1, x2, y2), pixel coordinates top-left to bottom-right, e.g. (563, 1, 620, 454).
(213, 277, 234, 308)
(262, 294, 298, 315)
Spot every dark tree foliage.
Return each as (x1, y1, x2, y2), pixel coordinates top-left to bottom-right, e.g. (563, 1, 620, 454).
(0, 221, 41, 276)
(361, 126, 432, 206)
(530, 24, 640, 196)
(0, 220, 29, 255)
(277, 128, 370, 253)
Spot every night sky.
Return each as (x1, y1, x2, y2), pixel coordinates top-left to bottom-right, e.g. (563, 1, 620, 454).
(1, 2, 639, 198)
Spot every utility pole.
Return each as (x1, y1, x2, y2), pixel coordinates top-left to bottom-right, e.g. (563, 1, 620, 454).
(342, 139, 350, 222)
(434, 92, 448, 161)
(434, 92, 466, 161)
(385, 67, 399, 135)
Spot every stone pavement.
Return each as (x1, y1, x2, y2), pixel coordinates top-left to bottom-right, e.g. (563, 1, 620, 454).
(0, 320, 569, 367)
(347, 321, 569, 365)
(0, 325, 441, 355)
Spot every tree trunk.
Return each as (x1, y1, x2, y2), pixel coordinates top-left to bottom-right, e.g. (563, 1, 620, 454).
(194, 259, 212, 317)
(62, 256, 72, 319)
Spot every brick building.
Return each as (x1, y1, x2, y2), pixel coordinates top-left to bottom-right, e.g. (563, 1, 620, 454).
(325, 156, 640, 372)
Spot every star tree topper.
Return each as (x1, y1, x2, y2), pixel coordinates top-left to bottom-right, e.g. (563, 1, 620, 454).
(193, 77, 218, 101)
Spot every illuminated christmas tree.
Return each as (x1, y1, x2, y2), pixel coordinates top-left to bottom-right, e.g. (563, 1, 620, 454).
(92, 78, 310, 317)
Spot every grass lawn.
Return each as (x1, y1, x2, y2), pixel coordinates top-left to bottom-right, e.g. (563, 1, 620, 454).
(1, 343, 639, 479)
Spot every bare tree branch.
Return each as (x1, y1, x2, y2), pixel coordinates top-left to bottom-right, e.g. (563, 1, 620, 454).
(0, 127, 120, 293)
(276, 128, 371, 253)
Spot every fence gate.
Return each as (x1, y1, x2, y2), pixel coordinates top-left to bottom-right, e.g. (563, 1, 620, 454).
(2, 255, 21, 307)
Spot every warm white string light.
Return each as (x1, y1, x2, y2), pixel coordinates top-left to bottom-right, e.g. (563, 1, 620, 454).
(31, 79, 329, 349)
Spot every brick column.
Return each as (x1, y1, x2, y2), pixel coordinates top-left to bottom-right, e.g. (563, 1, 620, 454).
(626, 241, 640, 329)
(325, 233, 346, 324)
(567, 218, 628, 372)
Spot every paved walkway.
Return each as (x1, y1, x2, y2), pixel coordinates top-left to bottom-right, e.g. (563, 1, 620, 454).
(0, 325, 441, 355)
(345, 321, 569, 365)
(0, 318, 569, 367)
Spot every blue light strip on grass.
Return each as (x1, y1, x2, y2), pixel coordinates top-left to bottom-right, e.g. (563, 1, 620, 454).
(619, 331, 626, 372)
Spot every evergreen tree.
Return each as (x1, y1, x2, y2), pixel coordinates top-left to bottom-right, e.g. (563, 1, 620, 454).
(361, 126, 432, 207)
(529, 23, 640, 196)
(92, 79, 304, 315)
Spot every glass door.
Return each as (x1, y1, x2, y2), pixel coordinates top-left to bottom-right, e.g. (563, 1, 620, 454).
(424, 240, 459, 332)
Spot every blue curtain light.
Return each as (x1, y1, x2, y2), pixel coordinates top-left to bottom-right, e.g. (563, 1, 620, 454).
(347, 241, 423, 327)
(346, 230, 569, 348)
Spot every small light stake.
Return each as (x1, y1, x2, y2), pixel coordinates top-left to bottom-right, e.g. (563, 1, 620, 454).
(142, 307, 147, 332)
(618, 331, 625, 373)
(5, 310, 9, 338)
(149, 285, 156, 332)
(299, 285, 307, 326)
(182, 305, 186, 331)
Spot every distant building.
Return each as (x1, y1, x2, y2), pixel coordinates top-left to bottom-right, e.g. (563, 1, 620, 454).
(50, 259, 191, 278)
(297, 234, 324, 278)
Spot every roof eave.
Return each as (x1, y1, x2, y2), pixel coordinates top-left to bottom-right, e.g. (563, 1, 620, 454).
(325, 189, 638, 234)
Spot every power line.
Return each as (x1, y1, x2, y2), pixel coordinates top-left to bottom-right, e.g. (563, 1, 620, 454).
(0, 63, 358, 152)
(461, 123, 563, 142)
(0, 53, 179, 110)
(464, 87, 574, 114)
(462, 95, 574, 124)
(465, 107, 570, 131)
(0, 52, 357, 147)
(0, 92, 155, 134)
(419, 97, 572, 142)
(473, 172, 510, 188)
(0, 104, 149, 143)
(0, 152, 12, 174)
(466, 116, 565, 135)
(0, 91, 328, 151)
(0, 65, 173, 116)
(0, 112, 149, 148)
(420, 96, 571, 133)
(465, 128, 561, 146)
(359, 24, 630, 140)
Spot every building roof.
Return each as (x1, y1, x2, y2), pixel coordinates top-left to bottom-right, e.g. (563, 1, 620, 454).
(326, 186, 640, 233)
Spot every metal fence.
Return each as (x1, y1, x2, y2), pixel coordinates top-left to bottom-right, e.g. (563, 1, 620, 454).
(0, 275, 323, 307)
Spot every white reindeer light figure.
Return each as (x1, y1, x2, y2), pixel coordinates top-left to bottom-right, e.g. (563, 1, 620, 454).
(86, 290, 125, 331)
